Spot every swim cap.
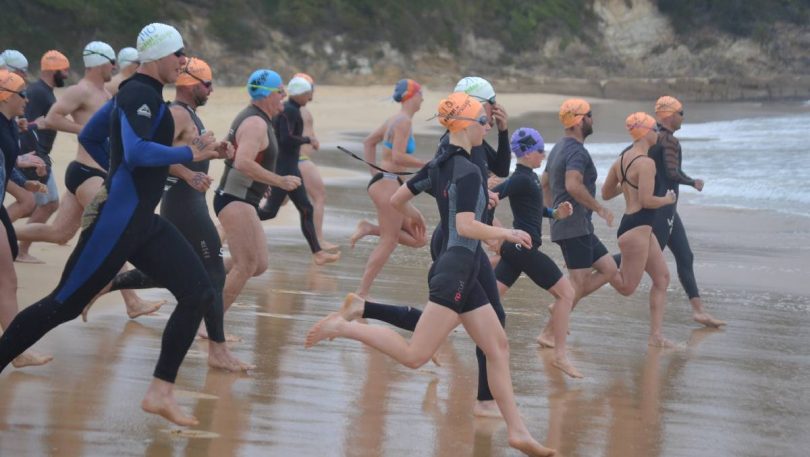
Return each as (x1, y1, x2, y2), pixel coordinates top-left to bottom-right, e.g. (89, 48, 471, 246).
(437, 92, 483, 133)
(287, 76, 313, 96)
(117, 47, 139, 68)
(454, 76, 496, 104)
(559, 98, 591, 129)
(626, 112, 657, 141)
(247, 69, 283, 100)
(1, 50, 28, 73)
(511, 128, 545, 158)
(293, 72, 314, 85)
(41, 50, 70, 71)
(83, 41, 115, 68)
(654, 95, 683, 117)
(392, 79, 421, 103)
(137, 23, 184, 63)
(176, 57, 212, 86)
(0, 70, 26, 102)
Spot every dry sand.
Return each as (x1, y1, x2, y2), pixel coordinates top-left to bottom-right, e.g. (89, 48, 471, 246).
(2, 86, 809, 457)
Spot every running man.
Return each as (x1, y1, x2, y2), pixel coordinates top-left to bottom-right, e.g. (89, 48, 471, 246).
(601, 112, 678, 347)
(0, 23, 231, 426)
(652, 96, 725, 328)
(256, 75, 339, 265)
(292, 72, 339, 251)
(214, 69, 302, 329)
(15, 50, 71, 263)
(308, 93, 555, 457)
(490, 127, 580, 377)
(541, 99, 617, 333)
(105, 47, 139, 96)
(0, 69, 53, 368)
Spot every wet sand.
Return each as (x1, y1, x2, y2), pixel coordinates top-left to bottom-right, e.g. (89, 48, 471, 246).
(3, 86, 810, 456)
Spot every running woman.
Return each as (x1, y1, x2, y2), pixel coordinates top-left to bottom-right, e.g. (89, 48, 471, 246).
(0, 23, 230, 426)
(601, 112, 677, 347)
(307, 92, 555, 457)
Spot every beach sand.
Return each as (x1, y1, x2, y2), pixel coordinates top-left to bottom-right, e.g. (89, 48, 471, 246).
(2, 86, 809, 456)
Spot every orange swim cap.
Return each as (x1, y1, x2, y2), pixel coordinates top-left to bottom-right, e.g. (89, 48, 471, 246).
(176, 57, 213, 87)
(559, 98, 591, 129)
(41, 50, 70, 71)
(293, 72, 314, 85)
(654, 96, 683, 118)
(626, 112, 657, 141)
(0, 70, 25, 102)
(437, 92, 483, 133)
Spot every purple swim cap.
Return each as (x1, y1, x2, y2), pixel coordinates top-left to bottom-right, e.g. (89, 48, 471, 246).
(510, 127, 545, 157)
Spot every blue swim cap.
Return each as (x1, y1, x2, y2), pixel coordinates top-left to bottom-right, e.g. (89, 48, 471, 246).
(510, 127, 545, 157)
(247, 69, 283, 100)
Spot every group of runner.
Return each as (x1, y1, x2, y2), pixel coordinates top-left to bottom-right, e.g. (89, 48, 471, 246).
(0, 22, 724, 457)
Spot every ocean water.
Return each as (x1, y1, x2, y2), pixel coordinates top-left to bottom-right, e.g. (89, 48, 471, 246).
(538, 112, 810, 217)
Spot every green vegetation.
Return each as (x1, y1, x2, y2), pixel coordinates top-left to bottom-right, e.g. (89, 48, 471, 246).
(657, 0, 810, 38)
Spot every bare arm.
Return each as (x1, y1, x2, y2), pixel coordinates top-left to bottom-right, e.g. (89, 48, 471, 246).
(565, 170, 602, 212)
(233, 116, 300, 190)
(389, 118, 425, 169)
(45, 86, 86, 134)
(456, 212, 531, 248)
(601, 161, 622, 200)
(362, 122, 386, 176)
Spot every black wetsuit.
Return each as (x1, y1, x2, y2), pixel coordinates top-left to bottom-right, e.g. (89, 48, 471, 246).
(361, 129, 511, 402)
(19, 79, 56, 182)
(492, 164, 563, 290)
(1, 112, 28, 260)
(0, 74, 214, 383)
(107, 101, 226, 343)
(256, 99, 321, 253)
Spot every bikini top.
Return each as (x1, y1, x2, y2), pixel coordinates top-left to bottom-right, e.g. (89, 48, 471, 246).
(382, 115, 415, 155)
(620, 150, 646, 190)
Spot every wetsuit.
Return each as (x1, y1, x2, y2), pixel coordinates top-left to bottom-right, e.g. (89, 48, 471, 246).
(214, 105, 278, 215)
(256, 99, 321, 253)
(106, 101, 226, 343)
(19, 79, 59, 205)
(362, 128, 511, 402)
(492, 164, 563, 290)
(0, 74, 214, 383)
(650, 126, 700, 299)
(1, 112, 29, 260)
(616, 150, 658, 238)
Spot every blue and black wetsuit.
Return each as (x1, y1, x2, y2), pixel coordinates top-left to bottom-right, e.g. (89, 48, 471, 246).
(256, 99, 322, 253)
(106, 101, 226, 343)
(1, 112, 29, 260)
(492, 164, 563, 290)
(0, 73, 215, 383)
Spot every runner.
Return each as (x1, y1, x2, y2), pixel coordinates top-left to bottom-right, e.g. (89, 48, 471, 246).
(214, 69, 302, 328)
(601, 112, 678, 347)
(541, 99, 617, 340)
(0, 23, 232, 426)
(256, 75, 339, 265)
(307, 93, 555, 457)
(491, 127, 580, 377)
(105, 47, 139, 95)
(16, 50, 71, 263)
(0, 69, 52, 368)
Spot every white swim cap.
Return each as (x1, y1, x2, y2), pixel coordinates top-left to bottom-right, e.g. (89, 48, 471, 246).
(0, 50, 29, 73)
(117, 47, 139, 68)
(454, 76, 496, 104)
(83, 41, 115, 68)
(137, 23, 184, 63)
(287, 76, 313, 96)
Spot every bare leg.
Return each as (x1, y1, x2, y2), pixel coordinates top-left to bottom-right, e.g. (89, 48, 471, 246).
(547, 278, 581, 378)
(610, 226, 653, 296)
(141, 378, 198, 426)
(690, 297, 726, 328)
(355, 180, 405, 297)
(219, 202, 268, 313)
(14, 191, 82, 245)
(339, 292, 365, 321)
(644, 236, 676, 348)
(16, 201, 58, 263)
(207, 341, 255, 372)
(5, 182, 35, 222)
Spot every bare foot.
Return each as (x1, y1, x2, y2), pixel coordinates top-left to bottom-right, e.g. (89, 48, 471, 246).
(305, 312, 346, 348)
(508, 430, 556, 457)
(552, 356, 583, 379)
(14, 253, 44, 264)
(693, 312, 726, 328)
(339, 293, 365, 321)
(349, 219, 374, 248)
(141, 388, 198, 427)
(536, 320, 555, 348)
(126, 298, 166, 319)
(473, 400, 503, 419)
(11, 350, 54, 368)
(207, 342, 255, 372)
(197, 326, 242, 343)
(313, 250, 340, 265)
(648, 336, 679, 348)
(320, 240, 340, 252)
(431, 353, 441, 367)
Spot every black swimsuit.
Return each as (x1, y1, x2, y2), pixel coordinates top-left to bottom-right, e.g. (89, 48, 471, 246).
(617, 151, 656, 238)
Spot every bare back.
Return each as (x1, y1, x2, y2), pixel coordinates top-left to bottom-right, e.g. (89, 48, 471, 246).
(613, 145, 655, 214)
(378, 113, 411, 173)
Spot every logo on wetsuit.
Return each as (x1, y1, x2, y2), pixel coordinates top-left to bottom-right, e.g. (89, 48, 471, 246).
(454, 280, 465, 303)
(137, 104, 152, 118)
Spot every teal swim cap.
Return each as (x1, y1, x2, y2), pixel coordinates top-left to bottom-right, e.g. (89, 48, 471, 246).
(247, 69, 283, 100)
